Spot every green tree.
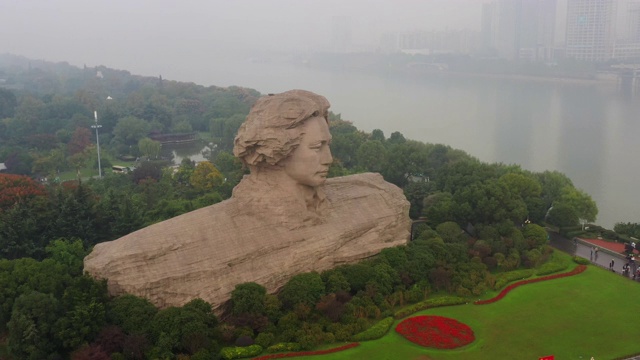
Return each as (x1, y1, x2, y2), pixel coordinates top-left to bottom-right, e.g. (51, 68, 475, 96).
(231, 282, 267, 316)
(137, 137, 162, 159)
(355, 140, 387, 172)
(68, 147, 93, 180)
(113, 116, 150, 146)
(148, 299, 218, 356)
(45, 238, 86, 276)
(558, 187, 598, 223)
(190, 161, 224, 192)
(522, 223, 548, 249)
(107, 294, 158, 335)
(436, 221, 465, 243)
(0, 88, 17, 118)
(546, 203, 579, 227)
(279, 272, 325, 309)
(54, 275, 108, 351)
(370, 129, 385, 142)
(7, 291, 61, 360)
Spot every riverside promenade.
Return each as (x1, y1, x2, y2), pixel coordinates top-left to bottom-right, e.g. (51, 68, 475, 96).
(547, 230, 633, 274)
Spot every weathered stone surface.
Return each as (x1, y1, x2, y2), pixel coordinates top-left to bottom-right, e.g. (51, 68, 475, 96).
(84, 172, 410, 310)
(84, 89, 411, 311)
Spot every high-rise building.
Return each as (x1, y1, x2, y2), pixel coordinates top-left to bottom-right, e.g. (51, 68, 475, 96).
(481, 0, 557, 61)
(626, 1, 640, 41)
(565, 0, 617, 62)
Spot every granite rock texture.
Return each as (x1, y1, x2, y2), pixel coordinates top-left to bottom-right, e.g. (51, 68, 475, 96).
(84, 172, 410, 310)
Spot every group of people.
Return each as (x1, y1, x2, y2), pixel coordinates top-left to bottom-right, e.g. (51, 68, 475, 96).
(587, 244, 640, 280)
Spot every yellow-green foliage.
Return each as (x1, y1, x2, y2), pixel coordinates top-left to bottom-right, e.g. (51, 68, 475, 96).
(493, 269, 535, 290)
(351, 317, 394, 341)
(190, 161, 224, 191)
(220, 345, 263, 360)
(394, 296, 467, 319)
(266, 343, 301, 353)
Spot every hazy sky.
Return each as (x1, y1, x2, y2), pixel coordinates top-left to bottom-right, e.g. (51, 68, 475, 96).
(1, 0, 484, 78)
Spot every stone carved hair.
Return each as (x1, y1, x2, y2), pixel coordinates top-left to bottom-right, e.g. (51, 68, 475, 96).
(233, 90, 330, 168)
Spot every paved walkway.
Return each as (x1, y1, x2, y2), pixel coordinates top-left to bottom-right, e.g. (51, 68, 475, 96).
(548, 231, 636, 277)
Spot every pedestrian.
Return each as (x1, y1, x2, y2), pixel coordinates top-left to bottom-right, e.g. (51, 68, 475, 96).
(595, 247, 599, 261)
(623, 263, 630, 277)
(609, 259, 615, 272)
(590, 247, 594, 261)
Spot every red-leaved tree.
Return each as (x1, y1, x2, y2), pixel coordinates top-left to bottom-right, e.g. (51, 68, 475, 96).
(0, 174, 47, 211)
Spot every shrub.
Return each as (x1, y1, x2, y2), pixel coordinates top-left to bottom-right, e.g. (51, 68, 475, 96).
(351, 317, 394, 341)
(266, 343, 301, 353)
(573, 256, 591, 265)
(565, 230, 586, 239)
(536, 261, 568, 276)
(253, 343, 359, 360)
(394, 296, 467, 319)
(536, 253, 569, 276)
(475, 265, 587, 305)
(219, 344, 263, 360)
(602, 230, 618, 240)
(455, 286, 472, 297)
(255, 332, 275, 348)
(493, 269, 535, 290)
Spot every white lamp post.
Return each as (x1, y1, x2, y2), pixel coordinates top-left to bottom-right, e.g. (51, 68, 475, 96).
(91, 110, 103, 178)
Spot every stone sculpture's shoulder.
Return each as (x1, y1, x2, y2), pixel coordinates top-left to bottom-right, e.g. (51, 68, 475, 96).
(325, 172, 404, 197)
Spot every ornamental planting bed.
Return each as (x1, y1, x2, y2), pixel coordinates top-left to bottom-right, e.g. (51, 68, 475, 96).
(251, 343, 360, 360)
(474, 265, 587, 305)
(395, 315, 475, 349)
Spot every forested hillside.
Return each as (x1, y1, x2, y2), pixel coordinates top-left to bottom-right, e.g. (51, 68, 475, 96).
(0, 54, 609, 359)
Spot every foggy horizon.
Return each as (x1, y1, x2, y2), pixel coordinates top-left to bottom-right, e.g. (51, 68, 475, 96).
(3, 0, 491, 85)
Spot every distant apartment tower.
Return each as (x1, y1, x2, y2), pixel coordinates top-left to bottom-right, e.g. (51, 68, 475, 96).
(613, 1, 640, 60)
(565, 0, 617, 62)
(625, 1, 640, 41)
(331, 16, 352, 53)
(482, 0, 557, 61)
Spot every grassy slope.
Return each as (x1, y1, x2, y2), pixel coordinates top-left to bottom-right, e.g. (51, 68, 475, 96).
(286, 263, 640, 360)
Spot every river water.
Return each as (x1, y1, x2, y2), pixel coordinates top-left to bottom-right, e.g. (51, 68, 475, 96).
(164, 58, 640, 229)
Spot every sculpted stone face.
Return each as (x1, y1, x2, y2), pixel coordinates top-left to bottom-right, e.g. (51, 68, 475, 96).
(83, 89, 412, 313)
(280, 116, 333, 188)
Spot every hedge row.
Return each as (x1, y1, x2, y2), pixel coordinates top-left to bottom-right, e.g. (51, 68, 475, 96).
(252, 343, 360, 360)
(266, 343, 301, 354)
(351, 317, 394, 342)
(535, 261, 568, 276)
(220, 345, 263, 360)
(572, 256, 591, 265)
(493, 269, 535, 290)
(394, 296, 468, 319)
(475, 265, 587, 305)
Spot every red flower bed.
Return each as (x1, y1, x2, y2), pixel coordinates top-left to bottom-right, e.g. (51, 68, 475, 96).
(475, 265, 587, 305)
(252, 343, 360, 359)
(395, 315, 474, 349)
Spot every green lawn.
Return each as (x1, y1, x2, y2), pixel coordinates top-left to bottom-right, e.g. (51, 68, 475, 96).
(285, 263, 640, 360)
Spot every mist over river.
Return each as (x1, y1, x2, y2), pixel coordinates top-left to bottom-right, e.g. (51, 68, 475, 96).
(167, 57, 640, 229)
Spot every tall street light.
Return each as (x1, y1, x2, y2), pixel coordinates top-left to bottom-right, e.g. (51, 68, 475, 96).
(91, 110, 103, 178)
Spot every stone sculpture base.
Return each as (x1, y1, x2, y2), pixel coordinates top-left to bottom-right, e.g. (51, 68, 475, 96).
(84, 172, 410, 311)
